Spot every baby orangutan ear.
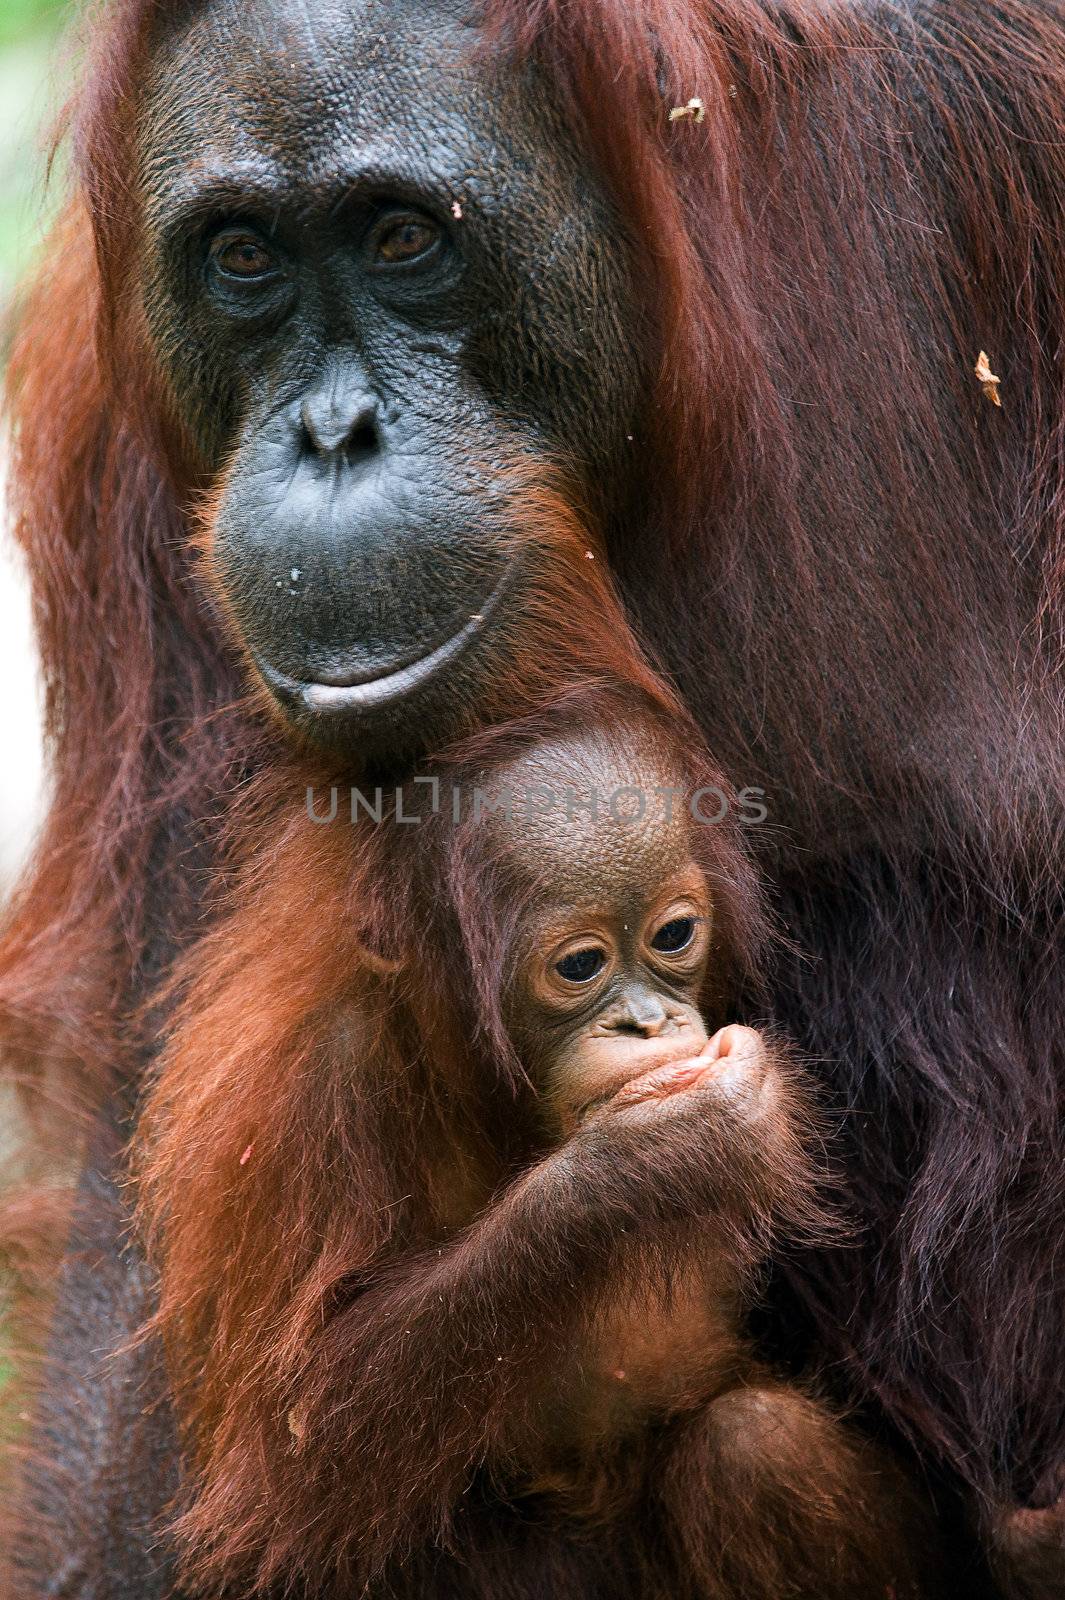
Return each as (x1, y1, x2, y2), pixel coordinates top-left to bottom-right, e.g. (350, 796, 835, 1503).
(356, 944, 405, 979)
(353, 931, 406, 980)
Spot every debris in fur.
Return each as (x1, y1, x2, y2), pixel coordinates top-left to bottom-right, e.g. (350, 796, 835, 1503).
(975, 350, 1002, 406)
(669, 97, 705, 124)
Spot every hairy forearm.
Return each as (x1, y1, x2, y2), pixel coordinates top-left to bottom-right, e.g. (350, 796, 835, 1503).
(286, 1065, 817, 1570)
(172, 1042, 828, 1591)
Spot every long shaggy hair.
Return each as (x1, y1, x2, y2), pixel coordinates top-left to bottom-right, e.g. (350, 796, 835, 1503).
(133, 674, 777, 1591)
(3, 0, 1065, 1572)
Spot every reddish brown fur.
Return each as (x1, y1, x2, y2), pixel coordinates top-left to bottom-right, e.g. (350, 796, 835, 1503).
(133, 685, 944, 1596)
(4, 0, 1065, 1593)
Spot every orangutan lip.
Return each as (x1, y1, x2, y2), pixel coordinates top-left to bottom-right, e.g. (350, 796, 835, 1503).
(576, 1033, 712, 1118)
(255, 573, 509, 717)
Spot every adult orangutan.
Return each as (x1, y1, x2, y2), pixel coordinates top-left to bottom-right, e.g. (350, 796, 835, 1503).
(0, 0, 1063, 1594)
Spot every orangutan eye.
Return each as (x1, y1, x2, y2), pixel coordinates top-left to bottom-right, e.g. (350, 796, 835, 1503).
(651, 916, 696, 954)
(209, 232, 279, 281)
(373, 216, 441, 266)
(555, 947, 607, 984)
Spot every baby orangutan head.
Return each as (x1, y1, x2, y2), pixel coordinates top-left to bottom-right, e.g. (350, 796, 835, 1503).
(488, 723, 738, 1133)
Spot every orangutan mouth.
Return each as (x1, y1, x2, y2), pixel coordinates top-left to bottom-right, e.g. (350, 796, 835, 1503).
(254, 575, 510, 719)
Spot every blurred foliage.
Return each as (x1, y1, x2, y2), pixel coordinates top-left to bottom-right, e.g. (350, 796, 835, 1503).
(0, 0, 74, 311)
(0, 0, 64, 49)
(0, 0, 71, 1405)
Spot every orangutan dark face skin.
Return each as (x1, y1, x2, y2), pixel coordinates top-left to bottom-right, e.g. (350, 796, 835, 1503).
(491, 729, 754, 1133)
(507, 828, 718, 1133)
(515, 871, 714, 1134)
(139, 0, 642, 755)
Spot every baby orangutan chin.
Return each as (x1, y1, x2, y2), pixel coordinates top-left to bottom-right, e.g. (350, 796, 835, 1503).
(474, 720, 953, 1597)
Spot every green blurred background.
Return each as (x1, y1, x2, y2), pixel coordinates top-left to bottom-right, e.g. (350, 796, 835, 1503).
(0, 0, 68, 1399)
(0, 0, 60, 903)
(0, 0, 71, 311)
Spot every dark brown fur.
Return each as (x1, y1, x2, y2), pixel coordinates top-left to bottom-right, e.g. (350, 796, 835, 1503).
(3, 0, 1065, 1594)
(132, 687, 948, 1597)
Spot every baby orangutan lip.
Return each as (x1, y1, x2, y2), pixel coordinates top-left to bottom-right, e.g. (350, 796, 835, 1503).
(575, 1026, 711, 1119)
(605, 1026, 771, 1116)
(610, 1054, 723, 1107)
(577, 1025, 771, 1122)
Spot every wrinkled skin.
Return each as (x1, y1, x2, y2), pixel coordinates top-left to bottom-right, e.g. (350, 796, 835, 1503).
(495, 729, 717, 1131)
(141, 0, 641, 754)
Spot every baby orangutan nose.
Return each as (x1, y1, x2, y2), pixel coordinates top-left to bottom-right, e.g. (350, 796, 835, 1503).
(595, 988, 691, 1039)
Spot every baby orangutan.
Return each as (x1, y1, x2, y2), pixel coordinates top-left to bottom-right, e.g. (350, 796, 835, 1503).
(474, 720, 954, 1597)
(139, 693, 957, 1599)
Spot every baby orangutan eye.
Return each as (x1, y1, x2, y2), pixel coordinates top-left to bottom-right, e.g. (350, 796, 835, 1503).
(650, 916, 697, 954)
(555, 946, 607, 984)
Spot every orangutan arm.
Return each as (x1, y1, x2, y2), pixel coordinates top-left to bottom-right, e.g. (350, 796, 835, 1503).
(281, 1032, 819, 1578)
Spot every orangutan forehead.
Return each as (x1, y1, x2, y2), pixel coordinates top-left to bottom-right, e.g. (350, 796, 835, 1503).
(142, 0, 530, 207)
(484, 726, 701, 902)
(494, 725, 688, 802)
(158, 0, 475, 91)
(523, 809, 699, 910)
(145, 0, 471, 180)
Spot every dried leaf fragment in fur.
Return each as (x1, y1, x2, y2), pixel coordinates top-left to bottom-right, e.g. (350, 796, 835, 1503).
(975, 350, 1002, 406)
(669, 97, 705, 124)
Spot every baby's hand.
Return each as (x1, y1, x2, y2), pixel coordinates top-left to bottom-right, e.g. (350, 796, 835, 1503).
(601, 1025, 771, 1117)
